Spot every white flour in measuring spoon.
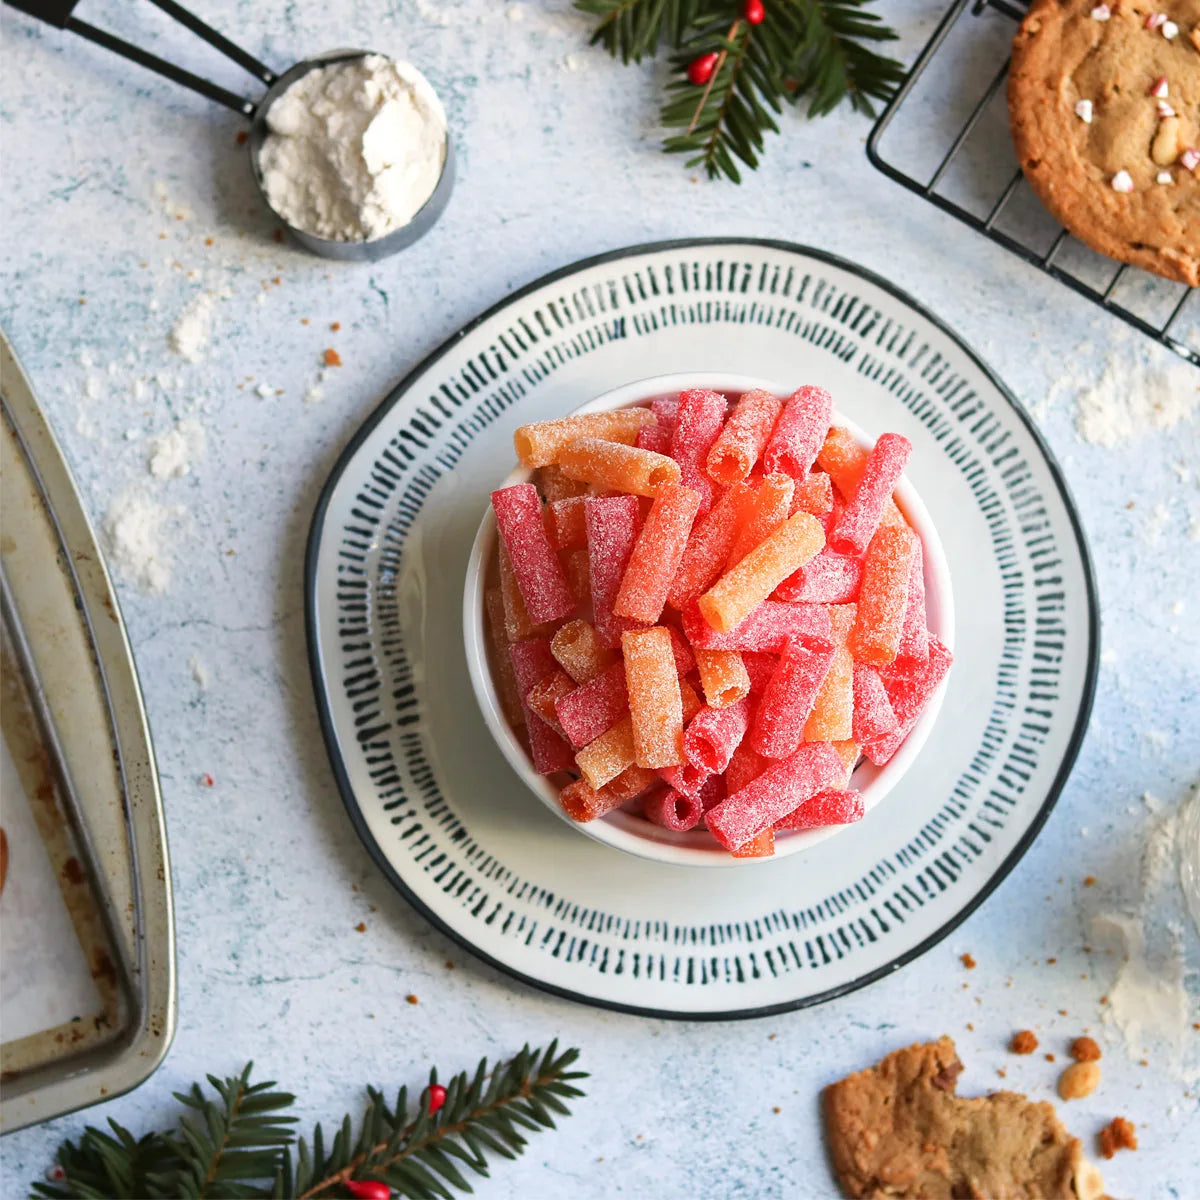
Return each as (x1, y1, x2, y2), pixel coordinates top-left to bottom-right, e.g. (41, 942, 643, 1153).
(258, 55, 447, 242)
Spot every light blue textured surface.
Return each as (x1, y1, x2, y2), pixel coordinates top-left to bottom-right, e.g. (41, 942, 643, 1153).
(1, 0, 1197, 1195)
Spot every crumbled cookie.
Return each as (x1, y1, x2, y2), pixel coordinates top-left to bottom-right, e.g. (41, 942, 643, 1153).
(1071, 1036, 1103, 1062)
(1009, 0, 1200, 285)
(823, 1036, 1106, 1199)
(1011, 1029, 1040, 1054)
(1099, 1115, 1139, 1157)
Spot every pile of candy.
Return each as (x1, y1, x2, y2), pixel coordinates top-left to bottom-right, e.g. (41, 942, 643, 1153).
(484, 387, 952, 859)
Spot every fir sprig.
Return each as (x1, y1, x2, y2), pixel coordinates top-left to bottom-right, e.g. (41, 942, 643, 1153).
(577, 0, 904, 180)
(31, 1044, 585, 1200)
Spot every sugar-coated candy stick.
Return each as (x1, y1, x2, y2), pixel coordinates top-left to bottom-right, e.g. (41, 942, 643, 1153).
(623, 627, 685, 769)
(562, 548, 591, 608)
(790, 471, 834, 517)
(851, 662, 899, 745)
(557, 437, 682, 497)
(895, 539, 929, 668)
(730, 828, 775, 858)
(749, 637, 835, 758)
(705, 741, 844, 849)
(554, 662, 628, 748)
(705, 389, 783, 485)
(635, 419, 672, 455)
(670, 389, 727, 515)
(818, 426, 905, 527)
(665, 482, 751, 610)
(491, 484, 576, 625)
(614, 484, 701, 622)
(660, 761, 709, 797)
(498, 541, 540, 641)
(684, 696, 750, 774)
(694, 647, 751, 709)
(551, 619, 616, 684)
(535, 463, 589, 503)
(678, 678, 703, 724)
(804, 604, 855, 742)
(575, 716, 636, 790)
(526, 669, 575, 736)
(665, 625, 696, 678)
(643, 788, 704, 832)
(762, 386, 833, 478)
(697, 773, 726, 812)
(509, 641, 575, 774)
(773, 788, 864, 831)
(741, 651, 778, 695)
(683, 597, 832, 653)
(849, 525, 916, 667)
(831, 739, 860, 778)
(726, 473, 795, 568)
(560, 764, 658, 822)
(699, 510, 825, 633)
(651, 395, 680, 423)
(863, 637, 953, 765)
(585, 495, 644, 648)
(484, 588, 525, 730)
(547, 496, 588, 549)
(774, 548, 863, 605)
(514, 409, 655, 468)
(724, 742, 766, 795)
(830, 433, 912, 557)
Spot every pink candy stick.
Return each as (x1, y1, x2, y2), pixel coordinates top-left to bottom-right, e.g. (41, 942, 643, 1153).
(670, 388, 727, 516)
(774, 548, 863, 604)
(862, 637, 953, 765)
(773, 789, 865, 831)
(684, 696, 751, 774)
(585, 494, 644, 648)
(643, 787, 704, 832)
(682, 598, 832, 653)
(666, 624, 696, 677)
(762, 386, 833, 478)
(491, 483, 577, 625)
(895, 540, 929, 668)
(554, 662, 628, 748)
(724, 743, 766, 795)
(659, 761, 710, 797)
(749, 637, 836, 759)
(697, 773, 726, 812)
(547, 496, 588, 549)
(509, 640, 575, 773)
(636, 400, 676, 454)
(830, 432, 911, 557)
(706, 741, 845, 850)
(851, 663, 900, 745)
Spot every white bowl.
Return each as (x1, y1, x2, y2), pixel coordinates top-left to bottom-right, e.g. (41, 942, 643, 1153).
(463, 373, 955, 868)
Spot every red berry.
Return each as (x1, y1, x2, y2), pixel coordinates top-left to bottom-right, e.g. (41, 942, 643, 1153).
(744, 0, 765, 23)
(345, 1181, 390, 1200)
(427, 1083, 447, 1114)
(687, 52, 719, 87)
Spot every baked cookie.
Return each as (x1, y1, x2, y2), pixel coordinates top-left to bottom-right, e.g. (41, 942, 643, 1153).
(1009, 0, 1200, 285)
(822, 1036, 1107, 1199)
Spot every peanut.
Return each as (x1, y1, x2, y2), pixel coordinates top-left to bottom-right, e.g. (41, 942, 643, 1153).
(1152, 117, 1182, 166)
(1057, 1060, 1101, 1100)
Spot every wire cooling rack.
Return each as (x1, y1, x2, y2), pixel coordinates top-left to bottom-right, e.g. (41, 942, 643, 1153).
(867, 0, 1199, 366)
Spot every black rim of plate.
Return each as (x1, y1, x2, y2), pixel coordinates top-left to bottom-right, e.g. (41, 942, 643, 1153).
(304, 237, 1100, 1021)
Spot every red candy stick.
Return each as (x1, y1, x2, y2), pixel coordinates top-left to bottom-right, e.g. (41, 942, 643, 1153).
(666, 481, 751, 610)
(724, 742, 767, 794)
(554, 662, 628, 747)
(670, 388, 727, 516)
(491, 484, 576, 625)
(643, 787, 704, 832)
(774, 788, 864, 831)
(830, 432, 911, 557)
(697, 773, 726, 811)
(762, 385, 833, 478)
(585, 494, 644, 648)
(851, 662, 900, 745)
(666, 624, 696, 677)
(895, 539, 929, 668)
(863, 637, 953, 765)
(705, 389, 783, 485)
(790, 471, 834, 517)
(636, 399, 676, 455)
(682, 597, 832, 653)
(849, 524, 916, 667)
(749, 637, 836, 758)
(774, 548, 863, 604)
(706, 740, 845, 850)
(560, 765, 658, 821)
(684, 695, 751, 774)
(508, 641, 574, 774)
(614, 484, 701, 623)
(547, 496, 588, 549)
(659, 761, 710, 797)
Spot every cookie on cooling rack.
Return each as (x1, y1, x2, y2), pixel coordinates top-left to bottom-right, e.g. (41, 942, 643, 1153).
(1009, 0, 1200, 286)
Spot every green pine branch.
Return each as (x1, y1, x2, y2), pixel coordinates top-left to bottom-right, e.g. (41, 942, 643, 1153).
(30, 1045, 585, 1200)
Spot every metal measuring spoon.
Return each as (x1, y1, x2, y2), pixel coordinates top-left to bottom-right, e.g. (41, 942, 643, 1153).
(7, 0, 455, 262)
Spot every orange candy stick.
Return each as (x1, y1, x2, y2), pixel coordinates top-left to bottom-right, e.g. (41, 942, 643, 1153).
(804, 604, 856, 742)
(727, 473, 795, 568)
(556, 438, 682, 497)
(849, 526, 916, 667)
(614, 484, 701, 622)
(575, 716, 637, 790)
(527, 669, 575, 736)
(698, 510, 826, 634)
(551, 619, 617, 683)
(791, 471, 834, 517)
(730, 828, 775, 858)
(665, 481, 751, 611)
(484, 588, 525, 730)
(678, 677, 704, 725)
(694, 647, 751, 709)
(622, 627, 685, 769)
(817, 427, 904, 526)
(560, 765, 658, 822)
(515, 409, 655, 468)
(705, 389, 783, 485)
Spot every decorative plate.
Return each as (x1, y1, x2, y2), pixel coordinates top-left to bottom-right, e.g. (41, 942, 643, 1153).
(306, 239, 1098, 1020)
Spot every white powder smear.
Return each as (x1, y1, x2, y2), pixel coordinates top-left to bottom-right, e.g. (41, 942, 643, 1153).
(169, 292, 217, 361)
(190, 655, 211, 689)
(148, 418, 206, 479)
(258, 56, 447, 242)
(102, 491, 181, 594)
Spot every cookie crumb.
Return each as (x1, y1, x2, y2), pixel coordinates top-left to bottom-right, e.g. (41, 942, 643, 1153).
(1011, 1030, 1039, 1055)
(324, 347, 342, 367)
(772, 1106, 781, 1114)
(445, 960, 455, 969)
(236, 130, 249, 145)
(331, 321, 341, 331)
(1058, 1061, 1101, 1101)
(961, 953, 977, 969)
(1071, 1036, 1102, 1062)
(1099, 1116, 1137, 1158)
(1084, 875, 1096, 886)
(406, 993, 419, 1005)
(1045, 1053, 1056, 1062)
(354, 922, 366, 932)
